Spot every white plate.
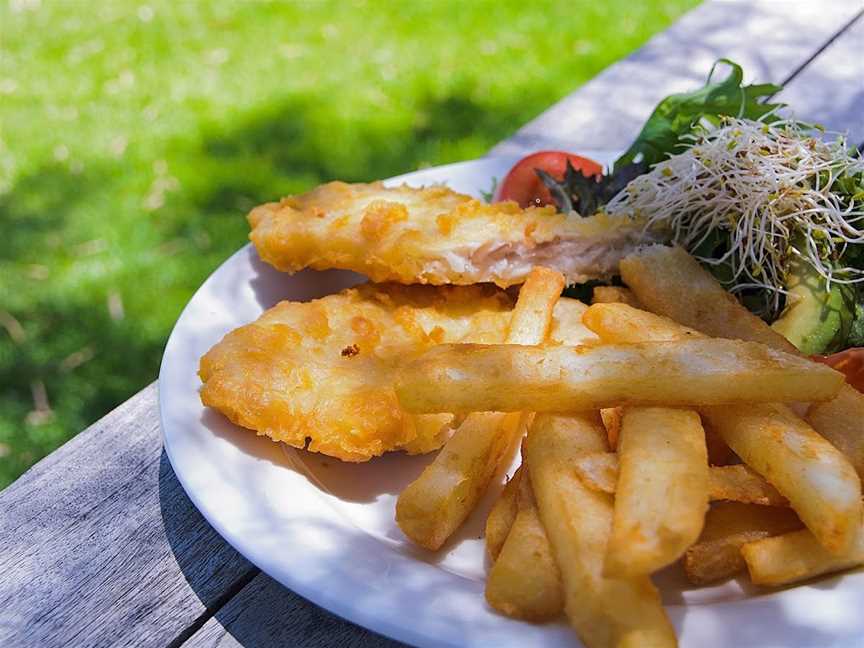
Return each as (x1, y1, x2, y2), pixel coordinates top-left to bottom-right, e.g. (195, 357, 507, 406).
(159, 155, 864, 648)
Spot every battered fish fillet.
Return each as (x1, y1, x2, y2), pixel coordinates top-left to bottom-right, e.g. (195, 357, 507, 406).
(249, 182, 653, 287)
(199, 284, 594, 461)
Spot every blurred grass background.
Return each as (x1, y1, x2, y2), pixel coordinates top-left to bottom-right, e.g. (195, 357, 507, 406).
(0, 0, 698, 488)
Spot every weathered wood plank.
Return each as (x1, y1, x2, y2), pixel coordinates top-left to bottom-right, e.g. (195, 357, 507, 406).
(774, 14, 864, 142)
(0, 384, 257, 648)
(183, 573, 404, 648)
(490, 0, 864, 157)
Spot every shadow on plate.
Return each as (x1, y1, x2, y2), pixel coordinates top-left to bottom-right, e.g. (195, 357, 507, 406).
(246, 245, 366, 310)
(200, 406, 436, 504)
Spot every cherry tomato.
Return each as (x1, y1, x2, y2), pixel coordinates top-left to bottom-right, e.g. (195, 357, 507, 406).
(812, 348, 864, 393)
(495, 151, 603, 208)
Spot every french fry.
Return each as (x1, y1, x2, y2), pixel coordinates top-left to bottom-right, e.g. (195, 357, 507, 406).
(550, 297, 599, 346)
(396, 339, 843, 414)
(702, 404, 862, 555)
(396, 411, 525, 550)
(742, 520, 864, 587)
(572, 454, 787, 506)
(683, 502, 802, 585)
(485, 467, 522, 561)
(505, 268, 567, 344)
(619, 245, 864, 480)
(618, 245, 799, 352)
(599, 407, 622, 450)
(485, 468, 564, 620)
(525, 413, 676, 648)
(396, 267, 564, 550)
(589, 286, 646, 461)
(606, 407, 709, 576)
(581, 300, 701, 344)
(582, 302, 863, 555)
(708, 465, 788, 507)
(592, 285, 641, 307)
(572, 452, 619, 493)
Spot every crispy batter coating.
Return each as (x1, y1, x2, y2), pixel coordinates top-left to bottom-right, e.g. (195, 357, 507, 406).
(249, 182, 652, 287)
(199, 283, 590, 461)
(199, 283, 514, 461)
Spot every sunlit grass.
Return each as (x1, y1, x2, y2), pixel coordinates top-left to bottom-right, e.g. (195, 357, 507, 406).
(0, 0, 699, 487)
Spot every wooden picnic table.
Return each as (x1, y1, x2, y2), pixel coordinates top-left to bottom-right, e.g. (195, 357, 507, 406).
(2, 1, 862, 646)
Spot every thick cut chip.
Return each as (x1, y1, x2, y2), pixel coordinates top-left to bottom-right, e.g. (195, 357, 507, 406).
(619, 245, 798, 351)
(485, 468, 564, 621)
(587, 302, 711, 577)
(742, 520, 864, 587)
(684, 502, 802, 585)
(599, 407, 623, 451)
(702, 404, 863, 556)
(548, 298, 599, 347)
(605, 407, 709, 576)
(396, 410, 526, 550)
(396, 268, 564, 550)
(582, 301, 702, 344)
(249, 181, 655, 287)
(572, 453, 787, 506)
(591, 285, 641, 307)
(619, 245, 864, 480)
(708, 465, 788, 507)
(485, 467, 522, 561)
(396, 339, 843, 414)
(526, 414, 676, 648)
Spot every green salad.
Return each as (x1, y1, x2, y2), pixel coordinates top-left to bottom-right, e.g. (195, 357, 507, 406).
(541, 59, 864, 355)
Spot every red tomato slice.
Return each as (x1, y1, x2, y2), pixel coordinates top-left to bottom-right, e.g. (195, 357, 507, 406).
(495, 151, 603, 208)
(812, 348, 864, 393)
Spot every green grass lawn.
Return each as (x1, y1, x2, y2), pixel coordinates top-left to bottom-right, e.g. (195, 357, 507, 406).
(0, 0, 698, 488)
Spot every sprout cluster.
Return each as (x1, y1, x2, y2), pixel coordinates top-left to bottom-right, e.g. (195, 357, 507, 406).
(605, 117, 864, 317)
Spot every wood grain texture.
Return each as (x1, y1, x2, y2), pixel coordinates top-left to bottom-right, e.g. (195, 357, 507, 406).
(184, 573, 405, 648)
(774, 13, 864, 142)
(490, 0, 864, 157)
(0, 384, 256, 648)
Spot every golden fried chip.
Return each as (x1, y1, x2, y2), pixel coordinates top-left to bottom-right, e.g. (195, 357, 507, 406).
(485, 467, 522, 561)
(684, 502, 802, 585)
(397, 339, 843, 414)
(486, 467, 564, 621)
(526, 414, 676, 647)
(742, 520, 864, 587)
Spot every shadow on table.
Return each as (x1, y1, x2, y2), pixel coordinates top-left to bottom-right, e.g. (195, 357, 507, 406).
(158, 450, 405, 647)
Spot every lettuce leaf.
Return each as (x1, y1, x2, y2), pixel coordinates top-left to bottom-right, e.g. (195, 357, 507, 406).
(612, 59, 783, 172)
(536, 159, 646, 215)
